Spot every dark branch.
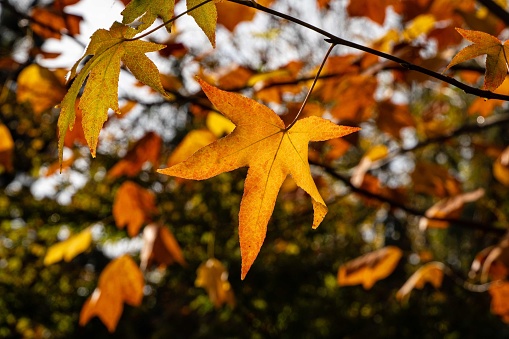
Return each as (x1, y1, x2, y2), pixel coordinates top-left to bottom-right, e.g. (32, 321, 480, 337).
(477, 0, 509, 26)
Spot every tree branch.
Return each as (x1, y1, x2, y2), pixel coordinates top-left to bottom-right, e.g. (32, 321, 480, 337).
(477, 0, 509, 26)
(228, 0, 509, 101)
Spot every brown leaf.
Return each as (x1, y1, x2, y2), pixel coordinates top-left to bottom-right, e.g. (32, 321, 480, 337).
(338, 246, 403, 289)
(63, 101, 87, 148)
(411, 162, 462, 198)
(140, 224, 186, 270)
(347, 0, 402, 25)
(107, 132, 162, 179)
(376, 100, 415, 139)
(419, 188, 485, 230)
(31, 7, 81, 39)
(195, 258, 235, 308)
(80, 255, 144, 332)
(396, 262, 444, 302)
(471, 236, 509, 282)
(112, 181, 158, 237)
(217, 0, 273, 32)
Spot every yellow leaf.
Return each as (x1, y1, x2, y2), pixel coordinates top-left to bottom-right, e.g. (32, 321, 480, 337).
(167, 129, 217, 167)
(58, 22, 169, 164)
(158, 78, 360, 279)
(121, 0, 175, 32)
(0, 124, 14, 172)
(402, 14, 436, 41)
(396, 262, 444, 302)
(112, 181, 158, 237)
(206, 112, 235, 137)
(187, 0, 217, 47)
(445, 28, 509, 91)
(80, 255, 144, 332)
(195, 258, 235, 308)
(338, 246, 403, 289)
(44, 228, 92, 265)
(16, 64, 66, 114)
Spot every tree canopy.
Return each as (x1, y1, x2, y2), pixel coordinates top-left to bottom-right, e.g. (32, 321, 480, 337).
(2, 0, 509, 337)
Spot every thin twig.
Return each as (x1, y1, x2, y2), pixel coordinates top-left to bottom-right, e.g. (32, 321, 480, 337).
(286, 43, 336, 130)
(228, 0, 509, 101)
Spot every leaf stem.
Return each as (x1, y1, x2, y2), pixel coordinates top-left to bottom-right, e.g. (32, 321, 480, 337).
(125, 0, 213, 41)
(286, 43, 336, 130)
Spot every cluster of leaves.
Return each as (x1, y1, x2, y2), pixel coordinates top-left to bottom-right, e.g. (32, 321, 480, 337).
(3, 0, 509, 337)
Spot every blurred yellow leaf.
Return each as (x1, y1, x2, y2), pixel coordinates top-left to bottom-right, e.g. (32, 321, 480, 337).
(396, 261, 444, 302)
(0, 124, 14, 172)
(16, 64, 66, 114)
(206, 112, 235, 137)
(195, 258, 235, 308)
(80, 255, 144, 332)
(44, 227, 92, 265)
(338, 246, 403, 289)
(402, 14, 436, 41)
(167, 129, 217, 167)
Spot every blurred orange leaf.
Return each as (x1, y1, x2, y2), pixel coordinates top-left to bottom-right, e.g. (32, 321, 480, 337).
(158, 79, 359, 279)
(195, 258, 235, 308)
(396, 261, 444, 302)
(44, 227, 92, 265)
(376, 100, 415, 139)
(112, 181, 158, 237)
(80, 255, 144, 332)
(494, 146, 509, 186)
(347, 0, 402, 25)
(107, 132, 162, 179)
(31, 7, 81, 39)
(217, 0, 273, 32)
(489, 282, 509, 324)
(338, 246, 403, 289)
(140, 224, 186, 270)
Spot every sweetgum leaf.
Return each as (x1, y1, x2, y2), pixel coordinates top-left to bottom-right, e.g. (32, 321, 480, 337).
(158, 78, 360, 279)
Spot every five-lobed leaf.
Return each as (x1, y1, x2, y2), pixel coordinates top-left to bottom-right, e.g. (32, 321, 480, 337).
(58, 21, 169, 164)
(157, 78, 360, 279)
(445, 28, 509, 92)
(187, 0, 217, 47)
(121, 0, 175, 32)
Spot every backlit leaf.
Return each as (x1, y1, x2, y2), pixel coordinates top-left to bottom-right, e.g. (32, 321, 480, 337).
(112, 181, 158, 237)
(79, 255, 144, 332)
(58, 21, 169, 164)
(445, 28, 509, 91)
(195, 258, 235, 308)
(44, 227, 92, 265)
(158, 79, 359, 279)
(121, 0, 175, 32)
(338, 246, 403, 290)
(396, 262, 444, 302)
(187, 0, 217, 47)
(206, 112, 235, 137)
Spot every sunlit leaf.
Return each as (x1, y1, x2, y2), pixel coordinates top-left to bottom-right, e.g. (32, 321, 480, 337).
(338, 246, 403, 289)
(140, 223, 186, 270)
(206, 112, 235, 137)
(122, 0, 175, 32)
(187, 0, 217, 47)
(44, 228, 92, 265)
(158, 78, 359, 279)
(80, 255, 144, 332)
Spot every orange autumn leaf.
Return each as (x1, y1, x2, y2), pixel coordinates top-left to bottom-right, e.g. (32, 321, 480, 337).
(217, 0, 273, 32)
(31, 7, 81, 39)
(338, 246, 403, 290)
(494, 146, 509, 187)
(16, 64, 67, 114)
(396, 262, 445, 302)
(112, 181, 158, 237)
(411, 162, 462, 198)
(44, 227, 92, 265)
(376, 100, 415, 139)
(347, 0, 402, 25)
(140, 224, 186, 270)
(489, 282, 509, 324)
(107, 132, 162, 179)
(80, 255, 144, 332)
(445, 28, 509, 92)
(158, 78, 360, 279)
(195, 258, 235, 308)
(0, 124, 14, 172)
